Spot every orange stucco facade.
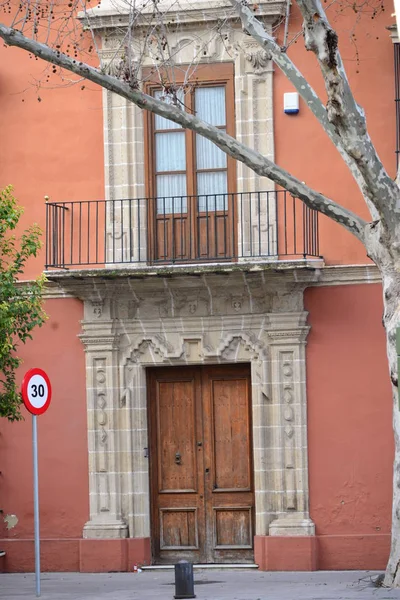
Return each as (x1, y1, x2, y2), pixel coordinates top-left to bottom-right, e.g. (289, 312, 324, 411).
(0, 0, 397, 573)
(306, 284, 393, 569)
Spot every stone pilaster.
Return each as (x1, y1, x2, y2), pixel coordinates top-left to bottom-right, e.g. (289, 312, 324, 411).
(119, 360, 150, 538)
(267, 313, 315, 537)
(80, 299, 128, 539)
(102, 76, 147, 265)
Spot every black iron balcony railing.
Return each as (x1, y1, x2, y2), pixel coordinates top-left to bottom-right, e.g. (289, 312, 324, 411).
(45, 190, 320, 269)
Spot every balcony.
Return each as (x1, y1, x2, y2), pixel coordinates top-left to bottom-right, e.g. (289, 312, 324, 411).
(45, 191, 321, 270)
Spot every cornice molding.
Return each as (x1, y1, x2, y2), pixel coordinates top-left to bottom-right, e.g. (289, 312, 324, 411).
(82, 0, 286, 31)
(79, 334, 120, 350)
(311, 264, 380, 287)
(19, 263, 382, 300)
(15, 279, 75, 299)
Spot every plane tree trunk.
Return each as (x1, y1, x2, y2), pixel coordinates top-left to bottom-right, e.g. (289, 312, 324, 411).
(381, 265, 400, 586)
(363, 223, 400, 586)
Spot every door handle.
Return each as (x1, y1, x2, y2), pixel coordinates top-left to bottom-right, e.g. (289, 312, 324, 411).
(175, 452, 182, 465)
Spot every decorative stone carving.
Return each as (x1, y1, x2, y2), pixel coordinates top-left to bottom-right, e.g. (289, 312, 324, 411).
(91, 301, 104, 319)
(101, 53, 124, 77)
(188, 299, 198, 314)
(94, 359, 110, 510)
(232, 297, 243, 312)
(245, 49, 272, 74)
(115, 298, 138, 320)
(281, 352, 296, 510)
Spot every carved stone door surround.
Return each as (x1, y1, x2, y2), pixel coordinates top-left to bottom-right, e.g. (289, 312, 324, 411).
(64, 268, 316, 544)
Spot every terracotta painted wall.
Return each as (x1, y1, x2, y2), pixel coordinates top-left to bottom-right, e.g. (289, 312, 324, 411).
(0, 298, 88, 542)
(0, 38, 104, 280)
(306, 283, 394, 568)
(274, 2, 396, 265)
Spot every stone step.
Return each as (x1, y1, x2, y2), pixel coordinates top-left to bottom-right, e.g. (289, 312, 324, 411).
(141, 563, 259, 571)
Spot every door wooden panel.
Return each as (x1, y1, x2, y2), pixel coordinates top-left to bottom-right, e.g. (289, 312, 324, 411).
(160, 508, 199, 550)
(155, 214, 189, 262)
(214, 507, 252, 548)
(157, 379, 197, 492)
(211, 377, 251, 491)
(148, 364, 254, 564)
(197, 212, 232, 260)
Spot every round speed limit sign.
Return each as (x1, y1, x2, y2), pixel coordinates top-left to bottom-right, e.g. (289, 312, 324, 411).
(21, 368, 52, 416)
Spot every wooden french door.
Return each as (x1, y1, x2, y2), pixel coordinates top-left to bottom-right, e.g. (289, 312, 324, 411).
(145, 64, 236, 263)
(148, 364, 254, 564)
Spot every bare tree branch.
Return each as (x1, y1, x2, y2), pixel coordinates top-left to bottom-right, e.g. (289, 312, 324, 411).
(296, 0, 400, 225)
(231, 0, 334, 135)
(230, 0, 399, 226)
(0, 23, 368, 241)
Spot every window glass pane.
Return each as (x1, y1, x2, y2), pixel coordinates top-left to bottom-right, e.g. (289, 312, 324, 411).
(195, 87, 226, 126)
(154, 89, 184, 130)
(196, 131, 227, 170)
(156, 174, 187, 214)
(197, 172, 227, 211)
(155, 132, 186, 172)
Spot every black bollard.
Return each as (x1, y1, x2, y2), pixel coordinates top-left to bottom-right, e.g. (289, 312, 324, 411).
(174, 560, 196, 599)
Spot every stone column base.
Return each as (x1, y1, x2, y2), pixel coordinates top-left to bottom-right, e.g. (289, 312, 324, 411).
(83, 519, 128, 539)
(269, 514, 315, 537)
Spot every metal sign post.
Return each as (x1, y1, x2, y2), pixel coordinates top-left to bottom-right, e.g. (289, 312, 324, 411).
(32, 414, 40, 597)
(21, 368, 52, 599)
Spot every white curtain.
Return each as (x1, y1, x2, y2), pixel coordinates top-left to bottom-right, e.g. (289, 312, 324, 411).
(196, 133, 227, 170)
(195, 86, 227, 211)
(155, 132, 186, 172)
(197, 172, 227, 212)
(156, 175, 187, 214)
(195, 87, 225, 125)
(154, 90, 187, 214)
(154, 89, 184, 130)
(153, 86, 228, 214)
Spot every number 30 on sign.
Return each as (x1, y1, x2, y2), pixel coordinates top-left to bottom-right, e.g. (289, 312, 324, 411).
(21, 368, 52, 416)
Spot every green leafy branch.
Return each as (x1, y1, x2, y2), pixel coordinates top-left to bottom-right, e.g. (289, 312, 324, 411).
(0, 186, 47, 421)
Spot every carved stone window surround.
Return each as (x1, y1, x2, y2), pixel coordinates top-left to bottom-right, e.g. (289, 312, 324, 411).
(89, 1, 286, 266)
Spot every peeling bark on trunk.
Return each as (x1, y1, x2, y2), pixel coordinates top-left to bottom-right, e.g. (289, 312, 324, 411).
(382, 268, 400, 586)
(364, 222, 400, 586)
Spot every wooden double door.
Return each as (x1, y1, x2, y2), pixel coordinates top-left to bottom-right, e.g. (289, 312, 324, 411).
(148, 364, 254, 564)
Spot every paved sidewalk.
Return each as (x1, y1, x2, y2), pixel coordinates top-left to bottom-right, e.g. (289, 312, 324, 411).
(1, 570, 400, 600)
